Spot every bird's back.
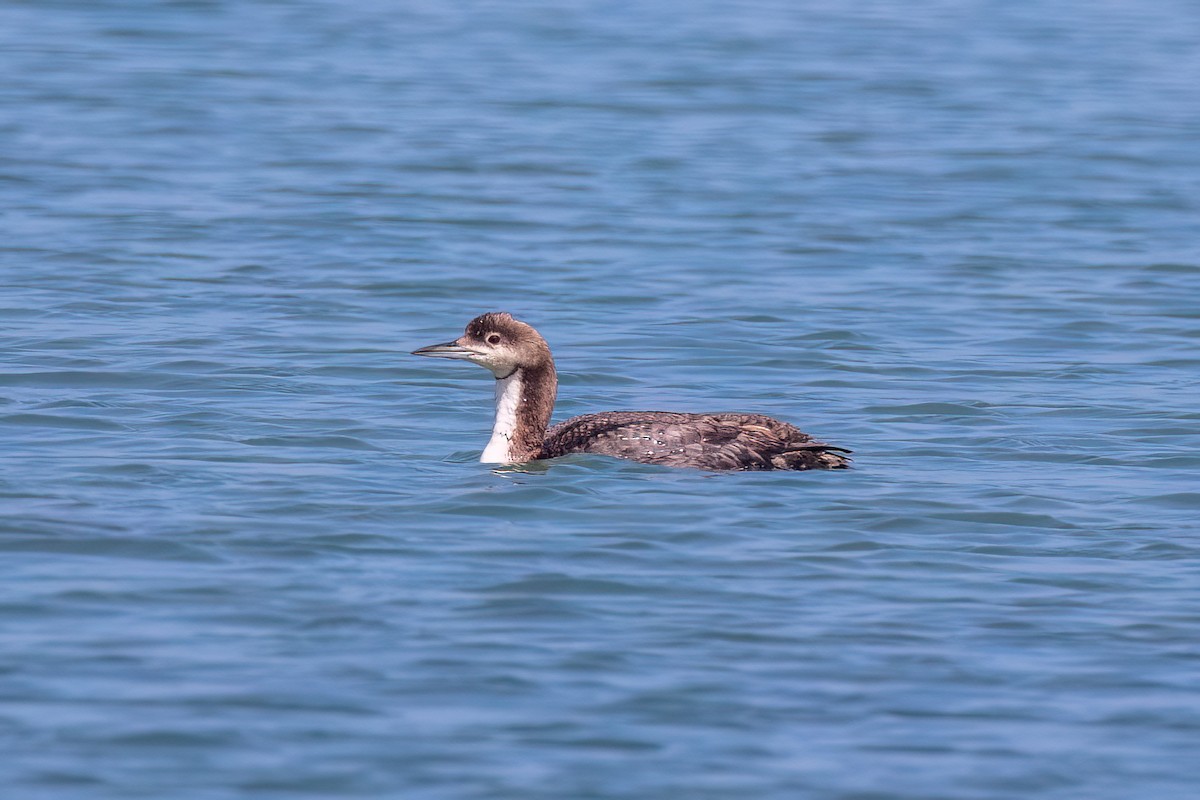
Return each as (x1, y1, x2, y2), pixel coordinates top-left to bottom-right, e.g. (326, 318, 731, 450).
(540, 411, 850, 471)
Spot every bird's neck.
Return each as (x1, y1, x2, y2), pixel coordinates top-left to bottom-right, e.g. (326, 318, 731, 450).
(480, 362, 557, 464)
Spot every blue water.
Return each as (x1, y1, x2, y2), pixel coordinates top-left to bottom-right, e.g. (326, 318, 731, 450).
(3, 1, 1199, 797)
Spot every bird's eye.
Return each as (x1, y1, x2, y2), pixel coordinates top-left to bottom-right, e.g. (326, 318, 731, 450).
(486, 333, 501, 345)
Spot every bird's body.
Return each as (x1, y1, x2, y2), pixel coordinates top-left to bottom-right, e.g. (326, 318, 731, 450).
(543, 411, 847, 470)
(413, 312, 850, 471)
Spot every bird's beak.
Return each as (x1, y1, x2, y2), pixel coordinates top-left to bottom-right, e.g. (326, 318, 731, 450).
(411, 339, 477, 360)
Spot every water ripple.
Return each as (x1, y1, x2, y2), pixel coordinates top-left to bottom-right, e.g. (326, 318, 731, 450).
(3, 1, 1199, 799)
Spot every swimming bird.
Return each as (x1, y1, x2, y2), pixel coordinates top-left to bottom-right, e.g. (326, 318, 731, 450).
(412, 313, 851, 471)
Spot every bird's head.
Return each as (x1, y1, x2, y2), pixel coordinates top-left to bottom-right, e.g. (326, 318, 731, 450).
(412, 312, 553, 379)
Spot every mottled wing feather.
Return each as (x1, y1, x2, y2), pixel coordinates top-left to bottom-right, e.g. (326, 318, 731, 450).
(540, 412, 850, 471)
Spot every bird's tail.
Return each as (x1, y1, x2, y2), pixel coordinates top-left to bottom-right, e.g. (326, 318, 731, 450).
(771, 443, 852, 470)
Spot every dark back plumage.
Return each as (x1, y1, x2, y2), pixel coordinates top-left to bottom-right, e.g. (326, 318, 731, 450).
(542, 411, 850, 471)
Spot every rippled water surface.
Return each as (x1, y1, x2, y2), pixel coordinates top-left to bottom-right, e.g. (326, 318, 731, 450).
(3, 1, 1200, 797)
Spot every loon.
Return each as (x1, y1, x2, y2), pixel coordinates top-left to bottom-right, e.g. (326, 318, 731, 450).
(412, 312, 851, 471)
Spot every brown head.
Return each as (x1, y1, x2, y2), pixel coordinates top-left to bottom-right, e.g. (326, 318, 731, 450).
(412, 312, 554, 379)
(412, 313, 558, 461)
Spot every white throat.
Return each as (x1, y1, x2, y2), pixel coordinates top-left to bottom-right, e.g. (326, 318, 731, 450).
(481, 371, 522, 463)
